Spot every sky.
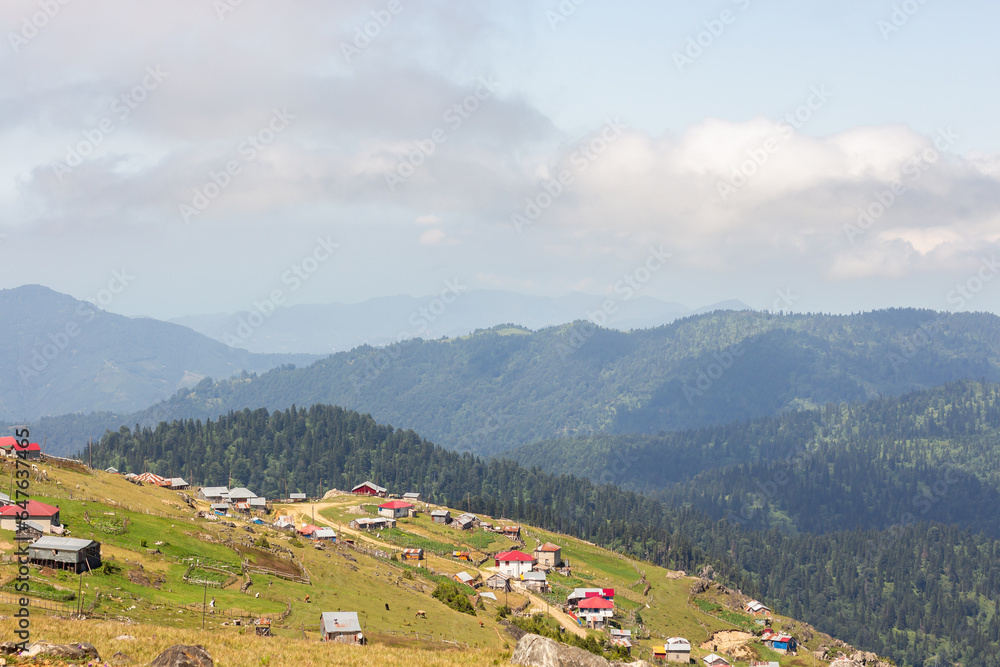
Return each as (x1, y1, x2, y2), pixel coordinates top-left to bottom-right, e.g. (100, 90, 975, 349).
(1, 0, 999, 321)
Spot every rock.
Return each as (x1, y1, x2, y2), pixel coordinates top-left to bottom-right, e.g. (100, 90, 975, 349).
(699, 564, 715, 580)
(830, 660, 861, 667)
(24, 641, 101, 660)
(0, 642, 20, 656)
(150, 644, 214, 667)
(114, 634, 136, 641)
(610, 661, 653, 667)
(689, 578, 711, 595)
(127, 569, 151, 587)
(111, 650, 135, 664)
(511, 633, 609, 667)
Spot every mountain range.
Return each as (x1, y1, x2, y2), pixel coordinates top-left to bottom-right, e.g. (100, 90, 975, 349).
(170, 290, 751, 354)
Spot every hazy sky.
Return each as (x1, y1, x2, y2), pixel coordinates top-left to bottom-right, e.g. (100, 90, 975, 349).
(2, 0, 999, 320)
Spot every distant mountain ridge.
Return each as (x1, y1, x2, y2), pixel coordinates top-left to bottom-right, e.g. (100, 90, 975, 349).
(0, 285, 319, 421)
(170, 289, 752, 354)
(31, 307, 1000, 457)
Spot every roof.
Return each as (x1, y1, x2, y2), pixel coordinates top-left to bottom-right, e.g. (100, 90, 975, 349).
(536, 542, 561, 552)
(0, 437, 16, 448)
(666, 637, 691, 647)
(745, 599, 770, 611)
(378, 500, 413, 509)
(0, 500, 60, 517)
(431, 510, 450, 516)
(19, 520, 45, 532)
(402, 548, 423, 556)
(169, 477, 188, 486)
(289, 493, 306, 499)
(487, 572, 511, 581)
(314, 528, 336, 538)
(351, 481, 386, 493)
(610, 629, 632, 637)
(402, 492, 420, 499)
(210, 503, 229, 510)
(480, 592, 497, 601)
(200, 486, 229, 496)
(568, 587, 605, 599)
(455, 571, 475, 583)
(228, 487, 257, 499)
(703, 654, 729, 666)
(522, 571, 546, 581)
(578, 597, 614, 610)
(320, 611, 361, 634)
(4, 442, 42, 452)
(29, 536, 97, 551)
(137, 473, 167, 485)
(105, 467, 119, 474)
(496, 550, 534, 562)
(250, 498, 267, 506)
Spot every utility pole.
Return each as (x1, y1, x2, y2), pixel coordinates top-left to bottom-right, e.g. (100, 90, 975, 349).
(77, 571, 84, 616)
(88, 438, 92, 469)
(202, 577, 208, 630)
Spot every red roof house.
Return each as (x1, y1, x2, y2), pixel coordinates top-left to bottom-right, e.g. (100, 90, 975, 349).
(495, 550, 535, 577)
(0, 500, 61, 532)
(0, 440, 42, 459)
(378, 500, 414, 519)
(351, 481, 387, 497)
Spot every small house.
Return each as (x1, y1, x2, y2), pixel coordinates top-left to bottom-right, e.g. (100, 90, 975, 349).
(0, 492, 12, 506)
(401, 548, 423, 562)
(402, 492, 421, 502)
(745, 599, 772, 617)
(761, 630, 797, 654)
(351, 481, 387, 497)
(521, 570, 549, 592)
(198, 486, 229, 502)
(320, 611, 364, 644)
(454, 514, 476, 530)
(480, 592, 497, 601)
(228, 487, 257, 502)
(104, 467, 119, 474)
(168, 477, 189, 490)
(703, 653, 730, 667)
(16, 520, 45, 543)
(485, 572, 511, 591)
(250, 497, 267, 510)
(27, 536, 101, 573)
(210, 503, 229, 515)
(137, 472, 168, 486)
(0, 500, 61, 533)
(349, 517, 395, 530)
(665, 637, 691, 662)
(609, 628, 631, 653)
(454, 571, 478, 587)
(534, 542, 562, 568)
(577, 597, 614, 629)
(495, 550, 535, 578)
(452, 551, 471, 561)
(3, 442, 42, 460)
(273, 516, 295, 530)
(298, 524, 319, 537)
(567, 588, 614, 608)
(431, 510, 451, 524)
(289, 493, 306, 502)
(378, 500, 414, 519)
(502, 525, 521, 538)
(314, 527, 337, 541)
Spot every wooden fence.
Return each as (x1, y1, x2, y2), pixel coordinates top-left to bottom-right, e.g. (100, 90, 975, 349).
(242, 561, 310, 585)
(0, 593, 74, 614)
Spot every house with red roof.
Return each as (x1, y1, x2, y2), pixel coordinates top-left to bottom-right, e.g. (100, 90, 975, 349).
(495, 549, 535, 578)
(378, 500, 414, 519)
(351, 481, 387, 497)
(0, 438, 41, 460)
(0, 499, 61, 532)
(577, 597, 614, 629)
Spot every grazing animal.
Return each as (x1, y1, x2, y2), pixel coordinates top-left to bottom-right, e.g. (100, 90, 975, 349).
(415, 610, 426, 618)
(385, 603, 390, 611)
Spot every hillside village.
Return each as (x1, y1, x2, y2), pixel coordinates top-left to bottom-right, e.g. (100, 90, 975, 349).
(0, 443, 888, 667)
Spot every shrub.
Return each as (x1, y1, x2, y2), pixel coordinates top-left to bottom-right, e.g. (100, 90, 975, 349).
(431, 581, 476, 616)
(289, 538, 305, 549)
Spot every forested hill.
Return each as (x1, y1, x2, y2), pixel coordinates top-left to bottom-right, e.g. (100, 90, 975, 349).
(511, 379, 1000, 536)
(89, 403, 1000, 667)
(48, 308, 1000, 456)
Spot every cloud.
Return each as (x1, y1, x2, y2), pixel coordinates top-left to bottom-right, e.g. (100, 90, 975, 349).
(419, 228, 456, 246)
(416, 214, 442, 225)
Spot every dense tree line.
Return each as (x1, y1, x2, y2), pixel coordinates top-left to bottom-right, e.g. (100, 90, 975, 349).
(89, 402, 1000, 666)
(516, 380, 1000, 536)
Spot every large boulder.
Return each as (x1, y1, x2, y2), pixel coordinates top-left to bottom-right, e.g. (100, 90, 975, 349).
(150, 644, 214, 667)
(24, 641, 101, 660)
(511, 634, 609, 667)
